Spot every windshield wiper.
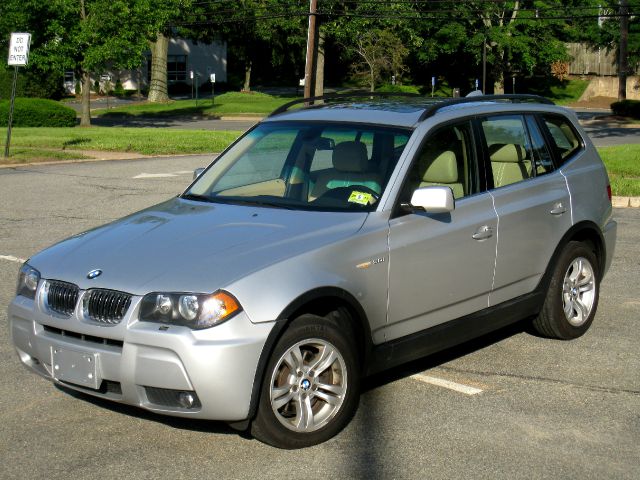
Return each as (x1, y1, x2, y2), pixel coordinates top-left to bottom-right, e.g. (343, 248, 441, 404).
(228, 198, 297, 210)
(181, 193, 215, 203)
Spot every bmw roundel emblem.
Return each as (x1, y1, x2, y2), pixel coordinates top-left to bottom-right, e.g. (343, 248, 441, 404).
(87, 269, 102, 279)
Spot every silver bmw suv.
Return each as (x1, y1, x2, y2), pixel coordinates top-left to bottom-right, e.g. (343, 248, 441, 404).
(9, 94, 617, 449)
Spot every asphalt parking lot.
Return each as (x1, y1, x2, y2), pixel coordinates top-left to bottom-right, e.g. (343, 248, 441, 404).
(0, 156, 638, 479)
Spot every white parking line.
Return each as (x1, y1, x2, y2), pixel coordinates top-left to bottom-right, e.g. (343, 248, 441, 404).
(411, 374, 483, 396)
(0, 255, 26, 264)
(133, 170, 194, 179)
(132, 173, 178, 179)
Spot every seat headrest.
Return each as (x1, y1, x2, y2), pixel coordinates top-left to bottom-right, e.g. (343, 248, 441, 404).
(490, 144, 524, 163)
(332, 141, 368, 172)
(422, 151, 458, 183)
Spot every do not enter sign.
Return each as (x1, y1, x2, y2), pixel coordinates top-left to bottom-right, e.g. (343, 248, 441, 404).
(8, 33, 31, 66)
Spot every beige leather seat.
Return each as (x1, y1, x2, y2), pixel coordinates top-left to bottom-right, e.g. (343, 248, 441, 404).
(490, 144, 532, 187)
(310, 141, 382, 199)
(419, 150, 464, 199)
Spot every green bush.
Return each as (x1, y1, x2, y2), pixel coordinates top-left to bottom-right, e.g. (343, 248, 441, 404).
(0, 68, 66, 100)
(113, 79, 125, 97)
(0, 98, 76, 127)
(376, 84, 421, 94)
(611, 100, 640, 119)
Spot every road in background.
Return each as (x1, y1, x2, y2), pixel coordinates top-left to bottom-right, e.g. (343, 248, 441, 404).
(86, 108, 640, 147)
(0, 157, 638, 479)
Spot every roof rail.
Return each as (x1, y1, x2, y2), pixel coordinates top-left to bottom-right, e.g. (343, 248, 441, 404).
(417, 94, 554, 121)
(269, 91, 422, 117)
(268, 92, 554, 120)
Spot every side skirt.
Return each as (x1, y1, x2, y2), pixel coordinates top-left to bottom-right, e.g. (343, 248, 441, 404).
(366, 291, 544, 376)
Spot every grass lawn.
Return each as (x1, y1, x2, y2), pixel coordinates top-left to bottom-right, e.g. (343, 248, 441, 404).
(96, 92, 297, 118)
(1, 127, 242, 164)
(527, 79, 590, 105)
(2, 126, 638, 197)
(598, 144, 640, 197)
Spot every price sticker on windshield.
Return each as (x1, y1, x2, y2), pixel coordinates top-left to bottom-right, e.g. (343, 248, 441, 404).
(348, 191, 373, 205)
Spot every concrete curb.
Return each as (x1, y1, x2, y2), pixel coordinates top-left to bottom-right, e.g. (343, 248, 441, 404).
(0, 152, 217, 169)
(612, 196, 640, 208)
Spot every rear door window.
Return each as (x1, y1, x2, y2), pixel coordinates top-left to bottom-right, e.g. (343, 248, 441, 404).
(481, 115, 534, 188)
(542, 115, 583, 164)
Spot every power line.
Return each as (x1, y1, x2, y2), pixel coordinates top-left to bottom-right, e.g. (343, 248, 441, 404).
(172, 10, 640, 26)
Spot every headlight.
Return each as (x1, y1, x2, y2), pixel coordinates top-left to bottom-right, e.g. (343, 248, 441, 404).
(17, 264, 40, 299)
(139, 290, 241, 329)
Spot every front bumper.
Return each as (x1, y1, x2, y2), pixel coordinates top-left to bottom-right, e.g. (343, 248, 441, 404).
(8, 293, 274, 421)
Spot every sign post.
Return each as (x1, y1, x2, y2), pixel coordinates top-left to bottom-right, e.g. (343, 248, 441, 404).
(5, 33, 31, 158)
(195, 72, 200, 107)
(210, 73, 216, 105)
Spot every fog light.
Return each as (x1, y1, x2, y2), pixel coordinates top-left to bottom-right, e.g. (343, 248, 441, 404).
(178, 391, 196, 409)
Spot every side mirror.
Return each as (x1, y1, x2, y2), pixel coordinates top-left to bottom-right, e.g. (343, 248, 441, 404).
(193, 167, 205, 180)
(409, 186, 455, 213)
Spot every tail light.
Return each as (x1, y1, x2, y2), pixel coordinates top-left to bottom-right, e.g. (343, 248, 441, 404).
(607, 185, 612, 202)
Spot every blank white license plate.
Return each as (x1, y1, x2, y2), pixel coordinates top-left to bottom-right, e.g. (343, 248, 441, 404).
(51, 346, 100, 390)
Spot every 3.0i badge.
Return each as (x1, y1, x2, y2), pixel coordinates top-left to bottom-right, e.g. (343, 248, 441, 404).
(86, 269, 102, 279)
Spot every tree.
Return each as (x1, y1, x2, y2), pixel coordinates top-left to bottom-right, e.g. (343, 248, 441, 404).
(321, 0, 421, 90)
(1, 0, 173, 124)
(146, 0, 188, 103)
(413, 1, 577, 93)
(573, 0, 640, 100)
(349, 29, 408, 91)
(186, 1, 307, 92)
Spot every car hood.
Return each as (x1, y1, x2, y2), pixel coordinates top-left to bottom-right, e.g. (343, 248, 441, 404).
(29, 197, 368, 295)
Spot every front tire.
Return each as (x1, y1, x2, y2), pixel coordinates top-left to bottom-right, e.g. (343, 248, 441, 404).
(533, 241, 600, 339)
(251, 314, 360, 449)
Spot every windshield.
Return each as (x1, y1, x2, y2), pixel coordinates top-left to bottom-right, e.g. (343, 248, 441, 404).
(185, 121, 412, 211)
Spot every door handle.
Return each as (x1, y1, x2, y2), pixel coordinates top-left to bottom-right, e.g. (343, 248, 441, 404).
(472, 225, 493, 241)
(550, 203, 567, 215)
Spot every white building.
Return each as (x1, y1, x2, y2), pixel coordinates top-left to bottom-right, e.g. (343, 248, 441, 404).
(64, 38, 227, 94)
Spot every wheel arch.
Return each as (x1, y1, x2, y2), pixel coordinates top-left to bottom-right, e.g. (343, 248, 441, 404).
(237, 287, 373, 428)
(539, 220, 606, 295)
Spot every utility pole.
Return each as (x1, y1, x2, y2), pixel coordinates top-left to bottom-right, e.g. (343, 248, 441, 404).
(304, 0, 318, 101)
(482, 38, 487, 94)
(618, 0, 629, 101)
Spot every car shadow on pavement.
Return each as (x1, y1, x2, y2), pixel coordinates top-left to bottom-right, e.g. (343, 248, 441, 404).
(362, 319, 530, 393)
(53, 318, 531, 453)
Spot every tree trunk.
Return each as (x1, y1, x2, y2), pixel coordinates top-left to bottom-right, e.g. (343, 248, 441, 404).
(80, 70, 91, 127)
(618, 0, 629, 101)
(148, 32, 169, 103)
(369, 68, 375, 92)
(314, 28, 325, 98)
(243, 61, 252, 92)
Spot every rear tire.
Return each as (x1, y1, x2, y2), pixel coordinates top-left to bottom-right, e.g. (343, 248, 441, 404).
(533, 241, 599, 339)
(251, 314, 360, 449)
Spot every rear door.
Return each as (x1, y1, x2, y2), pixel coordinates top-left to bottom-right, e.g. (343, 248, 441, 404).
(482, 114, 573, 306)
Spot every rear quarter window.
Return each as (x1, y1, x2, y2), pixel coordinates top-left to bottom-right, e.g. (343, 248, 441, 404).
(542, 115, 583, 165)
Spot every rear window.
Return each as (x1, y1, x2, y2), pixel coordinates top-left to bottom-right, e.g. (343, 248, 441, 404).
(543, 115, 583, 164)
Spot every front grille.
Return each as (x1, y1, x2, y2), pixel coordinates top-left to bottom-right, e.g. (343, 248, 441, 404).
(46, 281, 79, 316)
(84, 289, 132, 325)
